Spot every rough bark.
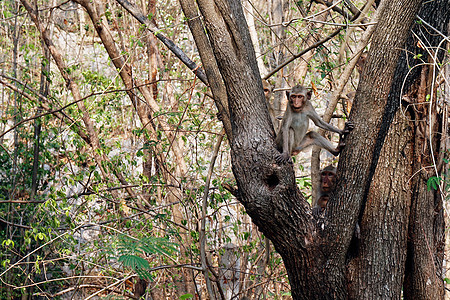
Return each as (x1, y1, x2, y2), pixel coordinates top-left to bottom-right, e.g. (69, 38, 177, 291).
(352, 1, 448, 298)
(402, 3, 449, 299)
(346, 1, 448, 298)
(403, 62, 447, 300)
(322, 1, 423, 297)
(403, 65, 446, 300)
(347, 109, 413, 299)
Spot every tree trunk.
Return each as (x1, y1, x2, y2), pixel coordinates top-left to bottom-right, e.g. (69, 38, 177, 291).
(404, 61, 447, 300)
(403, 3, 449, 298)
(348, 0, 449, 299)
(321, 0, 423, 297)
(346, 1, 448, 299)
(347, 109, 413, 299)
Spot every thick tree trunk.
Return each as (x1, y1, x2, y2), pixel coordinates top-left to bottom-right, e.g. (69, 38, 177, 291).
(405, 171, 445, 300)
(322, 0, 423, 297)
(347, 109, 413, 299)
(347, 1, 448, 298)
(404, 67, 447, 300)
(403, 3, 449, 299)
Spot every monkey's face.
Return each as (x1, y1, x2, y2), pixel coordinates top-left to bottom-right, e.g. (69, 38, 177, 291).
(321, 171, 336, 193)
(290, 94, 306, 112)
(264, 88, 271, 99)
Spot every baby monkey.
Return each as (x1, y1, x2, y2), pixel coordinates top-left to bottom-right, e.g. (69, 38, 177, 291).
(275, 85, 353, 164)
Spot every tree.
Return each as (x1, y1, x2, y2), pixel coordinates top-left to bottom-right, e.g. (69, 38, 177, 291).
(179, 0, 447, 298)
(0, 0, 447, 298)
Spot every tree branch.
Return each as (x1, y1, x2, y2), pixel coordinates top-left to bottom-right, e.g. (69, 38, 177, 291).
(115, 0, 208, 84)
(264, 28, 343, 79)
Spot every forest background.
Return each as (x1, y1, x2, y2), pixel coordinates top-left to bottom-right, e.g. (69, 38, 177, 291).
(0, 0, 449, 299)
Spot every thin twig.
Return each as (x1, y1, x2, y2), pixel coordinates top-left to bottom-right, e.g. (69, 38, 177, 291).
(264, 28, 343, 79)
(115, 0, 208, 84)
(200, 129, 225, 299)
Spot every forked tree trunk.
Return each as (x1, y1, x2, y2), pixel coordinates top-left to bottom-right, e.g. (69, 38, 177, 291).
(178, 0, 443, 298)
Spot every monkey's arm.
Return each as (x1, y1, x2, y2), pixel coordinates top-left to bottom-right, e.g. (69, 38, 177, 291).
(308, 106, 343, 134)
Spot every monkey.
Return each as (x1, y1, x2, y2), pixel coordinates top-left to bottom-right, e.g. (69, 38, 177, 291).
(312, 165, 361, 240)
(312, 193, 329, 218)
(312, 165, 336, 217)
(262, 79, 279, 132)
(275, 85, 354, 164)
(319, 165, 337, 194)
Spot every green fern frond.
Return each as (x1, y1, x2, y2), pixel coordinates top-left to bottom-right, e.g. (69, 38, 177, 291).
(116, 234, 179, 280)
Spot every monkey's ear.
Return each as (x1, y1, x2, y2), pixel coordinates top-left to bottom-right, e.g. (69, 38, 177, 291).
(307, 90, 312, 100)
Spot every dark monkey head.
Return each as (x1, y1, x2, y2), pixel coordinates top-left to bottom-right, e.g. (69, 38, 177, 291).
(286, 85, 312, 113)
(320, 165, 337, 193)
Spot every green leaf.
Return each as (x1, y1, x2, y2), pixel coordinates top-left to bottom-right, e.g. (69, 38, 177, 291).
(426, 176, 441, 191)
(180, 294, 193, 299)
(119, 254, 150, 269)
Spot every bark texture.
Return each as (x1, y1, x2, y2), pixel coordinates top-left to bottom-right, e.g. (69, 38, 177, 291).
(347, 1, 448, 298)
(402, 3, 449, 299)
(323, 1, 423, 297)
(347, 109, 413, 299)
(404, 66, 447, 300)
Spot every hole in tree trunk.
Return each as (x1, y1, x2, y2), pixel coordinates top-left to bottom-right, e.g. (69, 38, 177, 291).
(264, 172, 280, 191)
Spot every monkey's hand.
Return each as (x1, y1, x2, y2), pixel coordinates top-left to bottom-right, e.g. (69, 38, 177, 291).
(343, 121, 354, 135)
(335, 121, 355, 154)
(276, 152, 292, 164)
(339, 121, 354, 139)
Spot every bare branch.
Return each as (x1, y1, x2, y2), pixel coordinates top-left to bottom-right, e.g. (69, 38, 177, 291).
(115, 0, 209, 84)
(264, 28, 343, 79)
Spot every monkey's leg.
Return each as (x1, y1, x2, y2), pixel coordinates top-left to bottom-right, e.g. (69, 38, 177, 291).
(285, 128, 296, 162)
(295, 132, 340, 156)
(292, 132, 315, 155)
